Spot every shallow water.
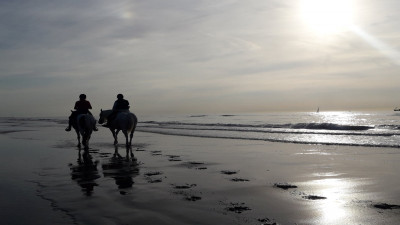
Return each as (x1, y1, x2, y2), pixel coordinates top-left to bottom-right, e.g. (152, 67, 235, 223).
(138, 111, 400, 148)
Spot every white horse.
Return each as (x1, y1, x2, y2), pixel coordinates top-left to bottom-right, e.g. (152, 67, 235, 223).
(72, 113, 96, 149)
(98, 109, 138, 147)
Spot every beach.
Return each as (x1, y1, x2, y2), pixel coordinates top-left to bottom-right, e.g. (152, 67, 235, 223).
(1, 118, 400, 225)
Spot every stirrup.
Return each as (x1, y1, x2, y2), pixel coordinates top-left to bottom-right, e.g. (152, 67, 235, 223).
(93, 127, 98, 131)
(65, 127, 71, 131)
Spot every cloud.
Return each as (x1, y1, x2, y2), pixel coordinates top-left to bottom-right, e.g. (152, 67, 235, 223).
(0, 0, 400, 116)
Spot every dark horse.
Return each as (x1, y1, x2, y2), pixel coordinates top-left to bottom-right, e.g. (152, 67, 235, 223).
(71, 112, 96, 149)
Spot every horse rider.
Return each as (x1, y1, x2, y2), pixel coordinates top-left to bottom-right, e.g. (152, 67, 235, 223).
(65, 94, 98, 131)
(103, 94, 130, 128)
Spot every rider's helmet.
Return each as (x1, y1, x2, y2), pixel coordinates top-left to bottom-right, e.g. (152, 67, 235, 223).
(79, 94, 87, 100)
(117, 94, 124, 99)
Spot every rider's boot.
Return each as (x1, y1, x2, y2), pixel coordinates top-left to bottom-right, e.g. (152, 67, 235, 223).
(65, 125, 71, 131)
(65, 118, 72, 131)
(102, 118, 113, 128)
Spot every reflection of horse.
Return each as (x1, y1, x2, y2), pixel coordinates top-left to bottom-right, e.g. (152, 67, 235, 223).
(72, 112, 96, 149)
(102, 146, 139, 194)
(98, 109, 138, 147)
(70, 147, 100, 196)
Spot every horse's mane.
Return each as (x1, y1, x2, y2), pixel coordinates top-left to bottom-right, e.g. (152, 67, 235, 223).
(101, 109, 113, 117)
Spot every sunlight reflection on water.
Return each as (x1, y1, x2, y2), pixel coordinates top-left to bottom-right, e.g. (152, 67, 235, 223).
(316, 111, 361, 125)
(316, 179, 350, 223)
(304, 178, 367, 225)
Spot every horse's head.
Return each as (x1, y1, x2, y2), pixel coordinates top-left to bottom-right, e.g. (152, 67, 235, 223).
(98, 109, 105, 124)
(98, 109, 112, 124)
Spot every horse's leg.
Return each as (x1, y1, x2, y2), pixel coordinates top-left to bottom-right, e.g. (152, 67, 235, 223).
(75, 129, 81, 147)
(125, 146, 134, 159)
(114, 145, 122, 158)
(129, 130, 134, 147)
(111, 129, 118, 145)
(127, 146, 135, 159)
(116, 129, 121, 145)
(84, 133, 90, 150)
(122, 130, 129, 147)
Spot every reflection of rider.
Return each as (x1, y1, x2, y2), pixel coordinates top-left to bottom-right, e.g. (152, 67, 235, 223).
(70, 149, 100, 196)
(65, 94, 98, 131)
(103, 94, 130, 128)
(101, 146, 138, 194)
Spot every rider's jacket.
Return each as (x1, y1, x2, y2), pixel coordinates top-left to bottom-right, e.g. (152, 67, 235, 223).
(74, 100, 92, 114)
(113, 99, 130, 111)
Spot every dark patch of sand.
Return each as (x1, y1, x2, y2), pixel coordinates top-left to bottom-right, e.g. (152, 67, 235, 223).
(150, 150, 162, 156)
(230, 178, 250, 182)
(303, 195, 327, 200)
(166, 155, 182, 161)
(172, 184, 197, 189)
(221, 170, 239, 175)
(185, 196, 202, 201)
(258, 218, 279, 225)
(144, 171, 163, 176)
(179, 161, 208, 169)
(147, 178, 163, 183)
(373, 203, 400, 210)
(273, 183, 298, 190)
(225, 202, 251, 214)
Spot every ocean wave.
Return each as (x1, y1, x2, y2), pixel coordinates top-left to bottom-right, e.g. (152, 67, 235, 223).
(137, 125, 396, 137)
(289, 123, 372, 131)
(140, 121, 373, 131)
(136, 127, 400, 149)
(137, 119, 400, 148)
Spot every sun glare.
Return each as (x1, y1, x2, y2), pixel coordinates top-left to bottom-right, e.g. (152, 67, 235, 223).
(301, 0, 355, 35)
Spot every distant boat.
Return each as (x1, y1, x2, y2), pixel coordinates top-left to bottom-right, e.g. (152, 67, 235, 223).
(394, 107, 400, 111)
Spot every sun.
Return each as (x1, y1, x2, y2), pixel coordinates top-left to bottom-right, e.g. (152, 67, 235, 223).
(300, 0, 355, 35)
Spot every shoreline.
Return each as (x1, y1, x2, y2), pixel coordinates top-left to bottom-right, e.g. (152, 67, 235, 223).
(1, 122, 400, 224)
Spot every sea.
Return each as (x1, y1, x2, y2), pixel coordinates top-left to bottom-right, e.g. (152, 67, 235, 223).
(2, 111, 400, 148)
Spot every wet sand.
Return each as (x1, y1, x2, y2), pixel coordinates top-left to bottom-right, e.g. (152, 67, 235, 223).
(1, 120, 400, 224)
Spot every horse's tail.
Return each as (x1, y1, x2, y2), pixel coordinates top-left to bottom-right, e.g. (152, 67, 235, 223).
(132, 113, 138, 131)
(78, 115, 93, 135)
(79, 116, 86, 130)
(126, 113, 137, 132)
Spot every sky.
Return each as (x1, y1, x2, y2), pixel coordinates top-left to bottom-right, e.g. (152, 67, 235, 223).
(1, 0, 400, 117)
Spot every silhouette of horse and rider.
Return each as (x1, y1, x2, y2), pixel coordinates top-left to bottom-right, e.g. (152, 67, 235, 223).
(66, 94, 138, 148)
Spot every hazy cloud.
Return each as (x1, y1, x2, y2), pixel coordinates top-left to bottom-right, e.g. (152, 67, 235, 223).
(1, 0, 400, 116)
